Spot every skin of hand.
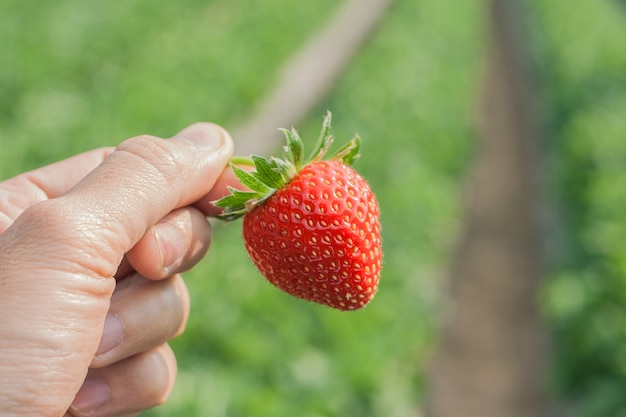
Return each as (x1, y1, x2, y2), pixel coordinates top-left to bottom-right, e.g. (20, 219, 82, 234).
(0, 123, 239, 417)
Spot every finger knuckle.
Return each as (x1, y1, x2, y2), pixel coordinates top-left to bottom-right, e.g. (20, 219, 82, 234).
(14, 198, 73, 240)
(116, 135, 182, 185)
(13, 198, 120, 279)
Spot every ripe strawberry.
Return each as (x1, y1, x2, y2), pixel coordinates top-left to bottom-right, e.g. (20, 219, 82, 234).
(215, 113, 382, 310)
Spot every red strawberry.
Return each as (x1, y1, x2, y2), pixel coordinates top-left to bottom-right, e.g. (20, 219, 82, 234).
(215, 113, 382, 310)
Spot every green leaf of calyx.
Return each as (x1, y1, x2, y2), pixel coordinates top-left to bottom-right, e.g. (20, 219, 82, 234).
(308, 111, 334, 162)
(213, 188, 262, 210)
(251, 155, 284, 189)
(271, 156, 298, 183)
(231, 164, 270, 194)
(329, 133, 361, 165)
(281, 128, 304, 171)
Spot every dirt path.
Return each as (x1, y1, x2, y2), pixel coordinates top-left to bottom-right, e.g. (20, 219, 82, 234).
(426, 1, 548, 416)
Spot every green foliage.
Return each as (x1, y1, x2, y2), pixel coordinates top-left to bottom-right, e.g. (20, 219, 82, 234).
(530, 0, 626, 415)
(1, 0, 481, 416)
(0, 0, 339, 175)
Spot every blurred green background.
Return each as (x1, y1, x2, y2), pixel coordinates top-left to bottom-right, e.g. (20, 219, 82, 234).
(1, 1, 626, 416)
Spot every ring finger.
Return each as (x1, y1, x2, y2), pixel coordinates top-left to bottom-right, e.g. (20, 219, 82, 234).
(92, 273, 189, 368)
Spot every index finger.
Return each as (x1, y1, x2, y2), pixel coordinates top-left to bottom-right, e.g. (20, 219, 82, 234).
(194, 164, 243, 217)
(18, 147, 115, 199)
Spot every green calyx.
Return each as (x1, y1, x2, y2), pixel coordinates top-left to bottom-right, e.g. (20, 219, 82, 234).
(214, 111, 361, 221)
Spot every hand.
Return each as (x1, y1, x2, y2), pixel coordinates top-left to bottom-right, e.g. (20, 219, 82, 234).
(0, 123, 235, 417)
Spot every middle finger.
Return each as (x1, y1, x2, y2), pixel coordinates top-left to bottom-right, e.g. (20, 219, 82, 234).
(125, 206, 213, 280)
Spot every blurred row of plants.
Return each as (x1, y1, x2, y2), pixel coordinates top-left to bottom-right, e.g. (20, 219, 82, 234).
(1, 0, 625, 416)
(532, 1, 626, 416)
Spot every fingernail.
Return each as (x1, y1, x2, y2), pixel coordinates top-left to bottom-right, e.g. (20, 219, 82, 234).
(155, 221, 185, 273)
(175, 123, 224, 151)
(71, 378, 110, 413)
(96, 314, 123, 356)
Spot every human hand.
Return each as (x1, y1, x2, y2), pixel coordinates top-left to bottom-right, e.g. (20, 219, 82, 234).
(0, 123, 235, 417)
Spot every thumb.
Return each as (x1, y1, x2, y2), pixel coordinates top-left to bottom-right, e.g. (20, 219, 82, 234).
(0, 123, 232, 416)
(65, 122, 234, 260)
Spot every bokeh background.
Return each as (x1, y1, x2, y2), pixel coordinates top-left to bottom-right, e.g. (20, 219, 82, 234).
(1, 1, 626, 416)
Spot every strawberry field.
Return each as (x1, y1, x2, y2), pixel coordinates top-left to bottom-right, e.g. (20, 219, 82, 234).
(1, 1, 626, 416)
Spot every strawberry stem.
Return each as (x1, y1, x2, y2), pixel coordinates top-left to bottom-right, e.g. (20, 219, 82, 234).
(229, 156, 255, 166)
